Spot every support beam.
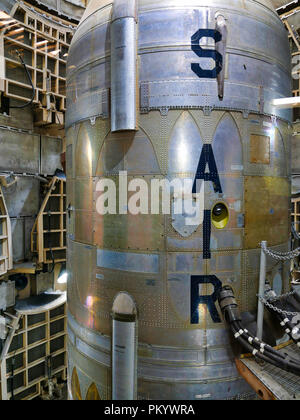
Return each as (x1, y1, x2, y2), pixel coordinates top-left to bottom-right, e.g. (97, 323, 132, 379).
(0, 313, 21, 401)
(236, 359, 276, 400)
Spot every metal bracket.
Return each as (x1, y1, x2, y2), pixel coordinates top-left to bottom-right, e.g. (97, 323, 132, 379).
(159, 107, 169, 116)
(215, 14, 227, 100)
(203, 106, 213, 116)
(243, 110, 249, 119)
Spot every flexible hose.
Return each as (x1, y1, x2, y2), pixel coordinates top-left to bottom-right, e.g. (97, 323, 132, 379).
(231, 321, 300, 373)
(10, 50, 35, 109)
(218, 286, 300, 377)
(232, 322, 300, 375)
(233, 320, 286, 361)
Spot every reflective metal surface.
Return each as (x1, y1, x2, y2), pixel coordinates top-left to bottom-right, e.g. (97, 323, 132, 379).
(112, 292, 138, 400)
(66, 0, 292, 400)
(111, 0, 138, 132)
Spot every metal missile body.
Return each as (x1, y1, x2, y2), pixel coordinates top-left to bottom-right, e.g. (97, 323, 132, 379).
(66, 0, 292, 400)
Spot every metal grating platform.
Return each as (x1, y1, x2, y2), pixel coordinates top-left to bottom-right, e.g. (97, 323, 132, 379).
(15, 291, 66, 315)
(237, 343, 300, 400)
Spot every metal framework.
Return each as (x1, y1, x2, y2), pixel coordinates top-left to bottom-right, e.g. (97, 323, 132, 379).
(292, 196, 300, 233)
(0, 2, 76, 127)
(31, 176, 66, 265)
(0, 300, 67, 400)
(292, 196, 300, 282)
(279, 5, 300, 97)
(0, 185, 12, 277)
(236, 342, 300, 400)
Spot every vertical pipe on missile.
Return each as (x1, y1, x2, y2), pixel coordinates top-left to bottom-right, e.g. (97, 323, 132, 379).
(257, 241, 267, 340)
(111, 0, 138, 132)
(112, 292, 138, 400)
(215, 14, 227, 100)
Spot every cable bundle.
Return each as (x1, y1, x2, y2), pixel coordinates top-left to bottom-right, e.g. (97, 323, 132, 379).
(263, 286, 300, 348)
(218, 286, 300, 377)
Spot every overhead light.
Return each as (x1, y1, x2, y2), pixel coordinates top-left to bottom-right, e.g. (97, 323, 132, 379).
(57, 268, 68, 284)
(272, 97, 300, 108)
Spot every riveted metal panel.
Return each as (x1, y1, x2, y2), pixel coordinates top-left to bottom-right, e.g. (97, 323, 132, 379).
(140, 110, 182, 174)
(68, 340, 110, 400)
(66, 124, 79, 179)
(213, 114, 243, 174)
(71, 241, 96, 309)
(75, 125, 94, 178)
(168, 111, 203, 176)
(94, 213, 165, 251)
(0, 129, 40, 174)
(97, 250, 159, 273)
(75, 178, 94, 211)
(68, 312, 253, 400)
(244, 177, 290, 248)
(66, 87, 110, 129)
(211, 229, 244, 251)
(239, 115, 288, 178)
(96, 129, 160, 176)
(41, 136, 63, 175)
(93, 175, 165, 251)
(75, 210, 94, 245)
(2, 178, 40, 217)
(250, 134, 270, 164)
(11, 216, 35, 262)
(75, 119, 110, 178)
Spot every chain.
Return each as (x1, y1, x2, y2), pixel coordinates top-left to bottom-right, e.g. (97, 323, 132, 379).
(261, 242, 300, 261)
(258, 294, 299, 317)
(268, 290, 297, 302)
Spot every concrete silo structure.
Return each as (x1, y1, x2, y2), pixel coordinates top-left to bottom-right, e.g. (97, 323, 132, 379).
(66, 0, 292, 400)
